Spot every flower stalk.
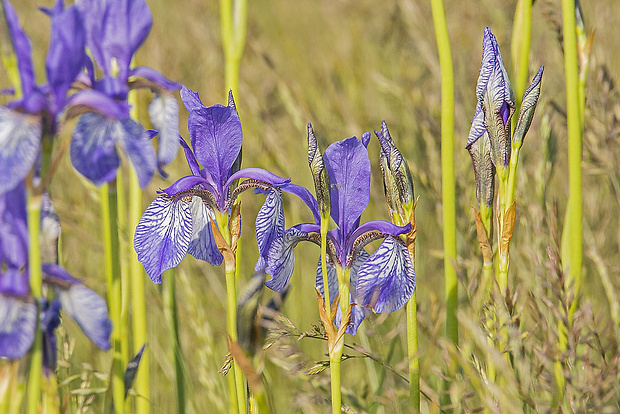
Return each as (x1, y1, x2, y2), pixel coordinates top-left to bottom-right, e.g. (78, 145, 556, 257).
(163, 270, 185, 414)
(220, 0, 248, 96)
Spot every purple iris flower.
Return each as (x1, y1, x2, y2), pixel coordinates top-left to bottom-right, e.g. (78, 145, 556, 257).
(70, 0, 181, 188)
(134, 87, 290, 283)
(261, 133, 415, 334)
(0, 183, 112, 368)
(0, 0, 123, 194)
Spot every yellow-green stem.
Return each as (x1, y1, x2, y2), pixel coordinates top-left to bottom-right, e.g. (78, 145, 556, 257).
(164, 270, 185, 414)
(513, 0, 533, 107)
(430, 0, 457, 407)
(115, 170, 130, 375)
(100, 183, 125, 414)
(407, 292, 419, 412)
(329, 346, 343, 414)
(26, 191, 43, 414)
(220, 0, 248, 96)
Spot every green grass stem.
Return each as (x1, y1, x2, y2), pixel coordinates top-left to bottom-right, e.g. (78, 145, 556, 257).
(164, 270, 186, 414)
(220, 0, 248, 96)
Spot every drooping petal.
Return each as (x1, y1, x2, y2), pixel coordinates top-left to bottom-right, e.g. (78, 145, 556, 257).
(179, 136, 201, 177)
(116, 118, 156, 188)
(66, 89, 130, 119)
(323, 136, 371, 239)
(0, 295, 36, 359)
(346, 219, 411, 264)
(0, 269, 28, 297)
(148, 92, 180, 169)
(130, 66, 180, 91)
(134, 195, 193, 283)
(70, 113, 120, 186)
(180, 85, 204, 112)
(186, 197, 223, 266)
(281, 183, 320, 224)
(45, 2, 85, 113)
(225, 167, 290, 190)
(57, 284, 112, 350)
(356, 237, 415, 314)
(40, 298, 61, 374)
(188, 104, 242, 188)
(513, 65, 544, 148)
(3, 0, 35, 95)
(265, 227, 311, 292)
(0, 107, 41, 194)
(255, 189, 285, 271)
(160, 176, 216, 203)
(315, 258, 338, 308)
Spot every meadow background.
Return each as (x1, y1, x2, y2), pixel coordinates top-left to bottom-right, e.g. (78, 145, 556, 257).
(9, 0, 620, 412)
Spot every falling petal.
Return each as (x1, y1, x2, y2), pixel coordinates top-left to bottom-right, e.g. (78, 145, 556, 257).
(130, 66, 180, 92)
(265, 227, 310, 292)
(148, 92, 180, 168)
(0, 295, 36, 359)
(356, 237, 415, 314)
(255, 189, 285, 271)
(134, 195, 193, 283)
(116, 118, 157, 188)
(0, 107, 41, 194)
(186, 197, 223, 265)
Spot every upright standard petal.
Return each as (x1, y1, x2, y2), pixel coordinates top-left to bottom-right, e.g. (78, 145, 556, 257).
(0, 295, 36, 359)
(323, 136, 371, 239)
(148, 92, 180, 169)
(2, 0, 35, 95)
(70, 113, 120, 186)
(116, 118, 156, 188)
(134, 195, 193, 283)
(255, 189, 285, 271)
(0, 107, 41, 193)
(180, 85, 204, 112)
(356, 237, 415, 314)
(186, 197, 223, 266)
(188, 104, 242, 188)
(57, 284, 112, 350)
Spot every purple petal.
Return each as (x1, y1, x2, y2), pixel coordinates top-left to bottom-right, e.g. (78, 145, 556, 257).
(148, 93, 180, 169)
(324, 137, 371, 239)
(315, 258, 338, 309)
(134, 196, 193, 283)
(356, 237, 415, 314)
(57, 284, 112, 350)
(66, 89, 130, 118)
(361, 132, 371, 148)
(189, 104, 242, 187)
(42, 264, 80, 286)
(513, 66, 544, 147)
(0, 107, 41, 193)
(70, 113, 120, 186)
(3, 0, 35, 95)
(281, 183, 320, 224)
(255, 189, 285, 271)
(0, 295, 36, 359)
(41, 193, 61, 265)
(41, 298, 61, 373)
(180, 85, 204, 112)
(466, 103, 486, 149)
(186, 197, 223, 266)
(130, 66, 181, 91)
(45, 3, 85, 113)
(127, 0, 153, 62)
(225, 167, 290, 190)
(160, 175, 214, 197)
(476, 27, 497, 102)
(179, 136, 201, 177)
(0, 269, 29, 297)
(116, 118, 156, 188)
(75, 0, 107, 74)
(265, 227, 309, 292)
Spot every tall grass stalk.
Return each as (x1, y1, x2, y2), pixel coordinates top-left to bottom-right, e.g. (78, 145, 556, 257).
(100, 182, 125, 414)
(115, 170, 130, 371)
(26, 190, 42, 414)
(429, 0, 457, 408)
(220, 0, 248, 95)
(128, 89, 150, 414)
(164, 270, 186, 414)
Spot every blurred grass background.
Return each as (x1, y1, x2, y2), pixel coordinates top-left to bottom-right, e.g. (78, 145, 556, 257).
(9, 0, 620, 412)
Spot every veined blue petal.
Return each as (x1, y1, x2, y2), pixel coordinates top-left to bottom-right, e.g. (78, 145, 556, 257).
(265, 227, 309, 292)
(189, 104, 242, 188)
(466, 103, 486, 149)
(324, 136, 371, 239)
(134, 195, 193, 283)
(0, 295, 36, 359)
(0, 107, 41, 194)
(315, 258, 338, 308)
(148, 93, 180, 169)
(476, 27, 497, 102)
(180, 85, 204, 112)
(179, 136, 201, 177)
(70, 113, 120, 186)
(3, 0, 35, 95)
(281, 183, 320, 224)
(130, 66, 181, 91)
(186, 197, 223, 266)
(356, 237, 415, 314)
(255, 189, 285, 271)
(57, 284, 112, 350)
(116, 118, 156, 188)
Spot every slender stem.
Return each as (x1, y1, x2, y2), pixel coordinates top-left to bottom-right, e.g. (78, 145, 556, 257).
(115, 171, 130, 373)
(220, 0, 248, 96)
(330, 265, 350, 414)
(320, 216, 331, 319)
(164, 271, 185, 414)
(430, 0, 457, 408)
(330, 348, 342, 414)
(406, 292, 419, 412)
(100, 182, 125, 414)
(128, 90, 150, 414)
(26, 191, 43, 414)
(513, 0, 533, 108)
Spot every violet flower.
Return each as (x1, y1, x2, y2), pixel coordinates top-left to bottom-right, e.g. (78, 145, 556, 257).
(70, 0, 181, 188)
(0, 0, 124, 194)
(134, 87, 290, 283)
(0, 183, 111, 368)
(261, 130, 415, 334)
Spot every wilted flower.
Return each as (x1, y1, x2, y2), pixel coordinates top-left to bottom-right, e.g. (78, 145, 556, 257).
(261, 129, 415, 334)
(134, 87, 290, 283)
(70, 0, 181, 188)
(0, 183, 111, 368)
